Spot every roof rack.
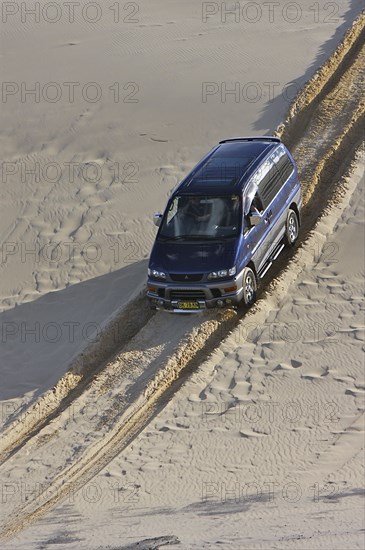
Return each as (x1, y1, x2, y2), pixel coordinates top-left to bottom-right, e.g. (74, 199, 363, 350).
(219, 136, 281, 144)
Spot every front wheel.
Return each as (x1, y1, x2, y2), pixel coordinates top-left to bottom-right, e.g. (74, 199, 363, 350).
(241, 267, 257, 307)
(284, 209, 299, 247)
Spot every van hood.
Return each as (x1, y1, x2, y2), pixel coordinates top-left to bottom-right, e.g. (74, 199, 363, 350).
(150, 238, 238, 274)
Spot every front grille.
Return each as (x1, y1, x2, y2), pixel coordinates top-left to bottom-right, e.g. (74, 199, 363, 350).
(158, 289, 165, 298)
(170, 289, 206, 301)
(170, 273, 203, 282)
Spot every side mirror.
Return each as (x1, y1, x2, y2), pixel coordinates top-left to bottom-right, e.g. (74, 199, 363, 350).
(249, 211, 263, 226)
(153, 213, 162, 227)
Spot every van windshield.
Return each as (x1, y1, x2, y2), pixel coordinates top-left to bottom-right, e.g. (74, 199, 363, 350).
(158, 195, 242, 240)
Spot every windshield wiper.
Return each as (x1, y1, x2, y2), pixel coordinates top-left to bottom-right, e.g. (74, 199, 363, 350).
(159, 234, 190, 241)
(159, 234, 205, 241)
(159, 234, 226, 241)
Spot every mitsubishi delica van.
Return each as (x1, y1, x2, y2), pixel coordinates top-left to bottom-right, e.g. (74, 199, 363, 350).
(147, 137, 301, 312)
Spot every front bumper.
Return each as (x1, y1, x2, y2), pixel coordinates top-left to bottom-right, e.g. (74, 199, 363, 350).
(147, 273, 244, 312)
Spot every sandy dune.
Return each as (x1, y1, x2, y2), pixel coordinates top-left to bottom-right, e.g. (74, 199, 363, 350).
(1, 0, 363, 421)
(1, 1, 364, 548)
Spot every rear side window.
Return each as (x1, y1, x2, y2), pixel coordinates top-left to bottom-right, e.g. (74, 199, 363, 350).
(258, 163, 282, 209)
(275, 153, 294, 183)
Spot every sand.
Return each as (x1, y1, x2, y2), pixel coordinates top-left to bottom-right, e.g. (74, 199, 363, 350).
(0, 1, 364, 548)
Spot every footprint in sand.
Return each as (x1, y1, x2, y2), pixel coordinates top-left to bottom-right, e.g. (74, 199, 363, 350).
(273, 359, 302, 371)
(345, 387, 365, 397)
(301, 366, 330, 379)
(239, 428, 268, 438)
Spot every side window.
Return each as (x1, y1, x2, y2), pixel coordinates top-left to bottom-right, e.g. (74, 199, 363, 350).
(258, 163, 282, 209)
(275, 153, 294, 184)
(251, 192, 263, 213)
(244, 192, 263, 233)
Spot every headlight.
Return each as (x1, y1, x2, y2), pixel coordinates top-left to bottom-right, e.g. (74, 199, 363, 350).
(148, 268, 166, 280)
(208, 266, 236, 280)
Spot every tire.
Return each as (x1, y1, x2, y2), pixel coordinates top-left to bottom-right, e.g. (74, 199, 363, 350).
(241, 267, 257, 307)
(284, 209, 299, 247)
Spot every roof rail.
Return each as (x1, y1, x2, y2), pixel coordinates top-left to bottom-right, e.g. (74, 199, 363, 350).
(219, 136, 281, 144)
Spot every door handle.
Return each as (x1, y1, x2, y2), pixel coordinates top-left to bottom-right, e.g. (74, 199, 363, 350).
(265, 209, 272, 223)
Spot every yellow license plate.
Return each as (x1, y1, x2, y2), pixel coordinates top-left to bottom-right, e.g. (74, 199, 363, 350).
(177, 301, 200, 310)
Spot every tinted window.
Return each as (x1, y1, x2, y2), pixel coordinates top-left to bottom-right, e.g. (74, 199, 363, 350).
(275, 153, 294, 183)
(258, 163, 283, 209)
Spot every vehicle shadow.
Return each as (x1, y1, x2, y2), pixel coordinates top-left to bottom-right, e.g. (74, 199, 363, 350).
(0, 260, 148, 403)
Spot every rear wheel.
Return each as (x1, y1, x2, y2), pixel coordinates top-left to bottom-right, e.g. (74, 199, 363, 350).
(241, 267, 257, 307)
(284, 209, 299, 247)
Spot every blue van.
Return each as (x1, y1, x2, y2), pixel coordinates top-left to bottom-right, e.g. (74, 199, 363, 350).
(147, 137, 301, 312)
